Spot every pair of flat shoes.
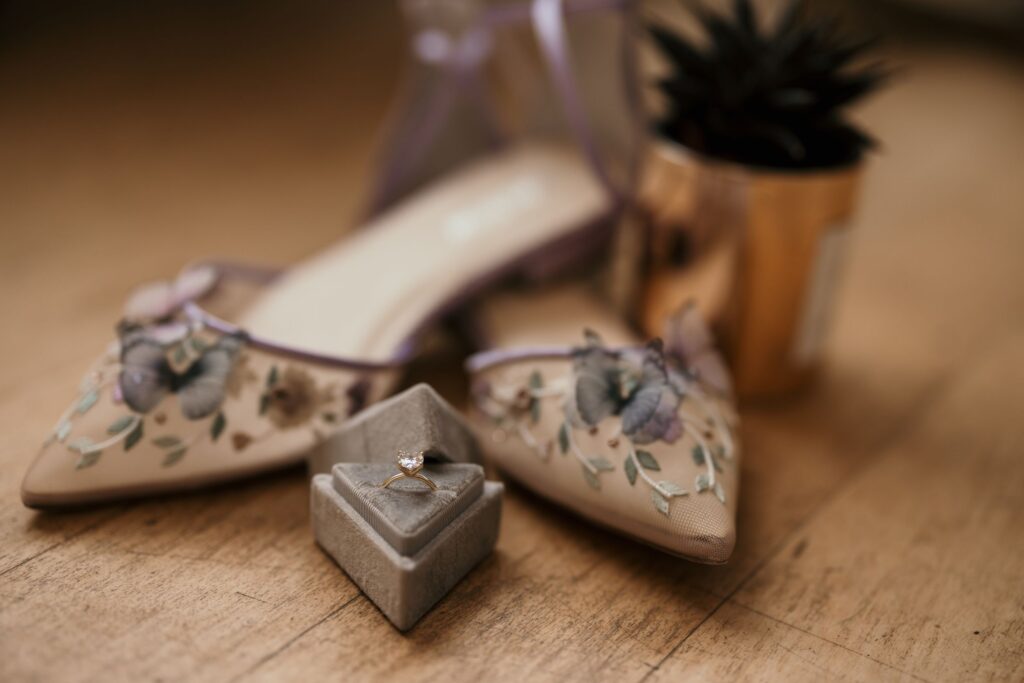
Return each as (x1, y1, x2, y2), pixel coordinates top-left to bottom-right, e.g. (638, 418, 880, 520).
(23, 177, 739, 564)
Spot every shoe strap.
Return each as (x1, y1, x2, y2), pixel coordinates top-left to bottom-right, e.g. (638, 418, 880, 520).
(368, 0, 640, 214)
(182, 261, 411, 371)
(532, 0, 624, 202)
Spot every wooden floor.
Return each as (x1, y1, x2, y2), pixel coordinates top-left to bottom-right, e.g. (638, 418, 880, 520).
(2, 4, 1023, 682)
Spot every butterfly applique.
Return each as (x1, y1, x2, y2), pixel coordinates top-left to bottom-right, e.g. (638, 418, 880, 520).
(663, 302, 733, 396)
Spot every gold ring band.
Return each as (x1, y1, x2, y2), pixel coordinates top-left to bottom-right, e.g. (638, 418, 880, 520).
(380, 472, 438, 491)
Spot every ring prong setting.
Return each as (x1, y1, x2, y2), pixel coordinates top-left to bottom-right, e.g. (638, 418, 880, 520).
(381, 450, 437, 491)
(397, 450, 425, 476)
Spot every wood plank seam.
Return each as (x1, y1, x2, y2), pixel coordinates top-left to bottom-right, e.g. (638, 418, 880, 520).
(232, 593, 364, 681)
(728, 600, 935, 682)
(0, 506, 130, 577)
(235, 591, 274, 606)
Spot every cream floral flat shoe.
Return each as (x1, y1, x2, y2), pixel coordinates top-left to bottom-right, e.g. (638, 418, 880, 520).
(23, 262, 396, 507)
(466, 285, 739, 563)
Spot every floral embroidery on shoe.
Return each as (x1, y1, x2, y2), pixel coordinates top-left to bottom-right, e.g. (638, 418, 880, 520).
(44, 269, 372, 471)
(571, 333, 684, 445)
(261, 366, 327, 429)
(225, 353, 258, 399)
(473, 305, 737, 515)
(118, 328, 245, 420)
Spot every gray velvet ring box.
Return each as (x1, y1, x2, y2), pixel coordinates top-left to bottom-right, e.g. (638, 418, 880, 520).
(309, 383, 501, 631)
(312, 463, 502, 632)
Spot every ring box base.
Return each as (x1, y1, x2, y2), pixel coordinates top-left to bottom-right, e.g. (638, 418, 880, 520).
(312, 463, 502, 631)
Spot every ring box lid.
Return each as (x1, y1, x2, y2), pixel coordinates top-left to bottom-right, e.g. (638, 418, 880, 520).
(331, 462, 484, 556)
(309, 384, 484, 476)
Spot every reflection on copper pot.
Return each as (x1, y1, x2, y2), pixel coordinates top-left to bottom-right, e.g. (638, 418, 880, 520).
(633, 139, 864, 400)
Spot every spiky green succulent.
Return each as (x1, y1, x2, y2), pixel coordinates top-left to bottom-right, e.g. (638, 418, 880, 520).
(650, 0, 887, 169)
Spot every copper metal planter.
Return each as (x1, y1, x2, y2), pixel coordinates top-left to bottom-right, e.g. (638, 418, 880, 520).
(635, 139, 864, 399)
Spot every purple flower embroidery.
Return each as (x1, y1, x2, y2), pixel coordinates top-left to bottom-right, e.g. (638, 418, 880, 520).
(571, 333, 683, 445)
(118, 331, 244, 420)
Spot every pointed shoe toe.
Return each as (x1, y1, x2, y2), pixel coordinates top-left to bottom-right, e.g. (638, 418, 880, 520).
(467, 324, 740, 563)
(23, 328, 388, 509)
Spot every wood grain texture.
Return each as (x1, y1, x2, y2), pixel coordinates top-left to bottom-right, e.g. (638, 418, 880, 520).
(2, 4, 1024, 681)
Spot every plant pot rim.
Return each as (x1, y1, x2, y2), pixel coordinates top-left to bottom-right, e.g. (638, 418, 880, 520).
(650, 135, 865, 179)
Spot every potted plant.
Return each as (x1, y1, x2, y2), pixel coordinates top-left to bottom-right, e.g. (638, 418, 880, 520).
(636, 0, 887, 398)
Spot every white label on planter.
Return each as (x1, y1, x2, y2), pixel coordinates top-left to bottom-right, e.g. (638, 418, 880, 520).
(792, 223, 851, 365)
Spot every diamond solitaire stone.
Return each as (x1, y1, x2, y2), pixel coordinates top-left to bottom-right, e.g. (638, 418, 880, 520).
(398, 451, 424, 474)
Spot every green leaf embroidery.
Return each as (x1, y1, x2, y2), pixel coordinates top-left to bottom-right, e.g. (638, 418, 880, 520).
(266, 365, 279, 388)
(162, 448, 187, 467)
(713, 455, 724, 473)
(528, 370, 543, 390)
(152, 435, 182, 448)
(124, 420, 144, 452)
(651, 489, 670, 516)
(210, 412, 227, 442)
(658, 480, 687, 497)
(76, 389, 99, 415)
(713, 482, 726, 504)
(691, 445, 705, 466)
(56, 420, 72, 443)
(558, 423, 570, 455)
(107, 415, 136, 435)
(624, 455, 638, 486)
(695, 473, 710, 492)
(259, 393, 271, 416)
(635, 449, 661, 471)
(589, 457, 614, 472)
(529, 398, 541, 424)
(582, 464, 600, 490)
(76, 450, 102, 470)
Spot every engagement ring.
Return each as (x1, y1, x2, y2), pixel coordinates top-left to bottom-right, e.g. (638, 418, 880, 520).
(380, 450, 437, 491)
